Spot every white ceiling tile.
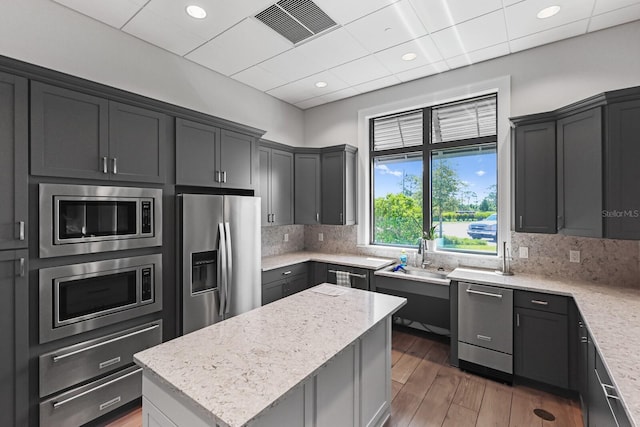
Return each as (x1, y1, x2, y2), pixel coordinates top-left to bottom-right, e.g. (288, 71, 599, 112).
(319, 87, 360, 103)
(445, 43, 510, 69)
(409, 0, 503, 33)
(330, 55, 392, 86)
(593, 0, 640, 15)
(259, 48, 326, 82)
(267, 82, 316, 104)
(589, 3, 640, 32)
(374, 35, 443, 73)
(396, 61, 449, 82)
(231, 65, 288, 92)
(295, 97, 327, 109)
(185, 19, 291, 76)
(344, 0, 427, 53)
(313, 0, 400, 25)
(52, 0, 147, 29)
(296, 28, 369, 69)
(431, 10, 508, 58)
(294, 70, 350, 98)
(505, 0, 595, 40)
(503, 0, 525, 5)
(352, 75, 402, 94)
(510, 19, 588, 52)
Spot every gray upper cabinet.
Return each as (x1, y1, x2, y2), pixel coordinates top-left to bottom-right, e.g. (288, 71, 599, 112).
(259, 144, 293, 226)
(557, 108, 602, 237)
(294, 153, 321, 224)
(0, 72, 28, 250)
(176, 119, 257, 190)
(513, 121, 556, 233)
(321, 146, 357, 225)
(31, 81, 167, 183)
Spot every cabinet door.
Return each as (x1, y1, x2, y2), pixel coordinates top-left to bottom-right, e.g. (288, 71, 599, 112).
(315, 344, 356, 427)
(259, 147, 271, 226)
(284, 273, 308, 297)
(218, 129, 257, 190)
(262, 281, 284, 305)
(294, 153, 321, 224)
(0, 73, 27, 250)
(176, 119, 219, 187)
(514, 122, 556, 233)
(0, 250, 29, 427)
(514, 307, 568, 388)
(321, 151, 345, 225)
(312, 262, 328, 286)
(31, 81, 109, 179)
(605, 100, 640, 239)
(109, 101, 167, 183)
(270, 149, 294, 226)
(557, 108, 602, 237)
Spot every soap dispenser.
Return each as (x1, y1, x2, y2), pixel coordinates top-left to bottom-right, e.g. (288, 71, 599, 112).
(399, 250, 408, 267)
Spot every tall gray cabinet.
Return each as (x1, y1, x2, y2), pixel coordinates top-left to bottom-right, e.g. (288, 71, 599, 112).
(259, 142, 294, 226)
(0, 71, 28, 427)
(294, 152, 321, 224)
(321, 145, 357, 226)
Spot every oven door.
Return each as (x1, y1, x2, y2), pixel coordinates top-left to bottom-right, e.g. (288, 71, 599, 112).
(39, 254, 162, 344)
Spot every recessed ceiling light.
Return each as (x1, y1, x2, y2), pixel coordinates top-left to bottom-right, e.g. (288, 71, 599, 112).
(315, 81, 328, 88)
(402, 52, 417, 61)
(186, 5, 207, 19)
(537, 5, 561, 19)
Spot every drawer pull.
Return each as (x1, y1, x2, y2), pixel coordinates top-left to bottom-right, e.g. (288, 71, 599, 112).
(602, 383, 621, 401)
(99, 357, 121, 370)
(52, 324, 159, 362)
(328, 270, 367, 279)
(531, 299, 549, 306)
(466, 289, 503, 299)
(18, 221, 25, 241)
(52, 368, 141, 409)
(477, 334, 492, 342)
(282, 271, 292, 276)
(99, 396, 121, 411)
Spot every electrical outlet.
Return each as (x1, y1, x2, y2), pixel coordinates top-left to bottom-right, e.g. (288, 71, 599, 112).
(519, 246, 529, 259)
(283, 233, 289, 242)
(570, 250, 580, 263)
(318, 233, 324, 242)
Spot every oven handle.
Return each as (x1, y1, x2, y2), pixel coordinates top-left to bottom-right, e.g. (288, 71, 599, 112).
(52, 325, 160, 362)
(218, 223, 227, 317)
(52, 368, 142, 409)
(224, 222, 232, 315)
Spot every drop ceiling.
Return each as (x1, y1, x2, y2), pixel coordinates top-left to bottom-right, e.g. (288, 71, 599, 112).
(51, 0, 640, 109)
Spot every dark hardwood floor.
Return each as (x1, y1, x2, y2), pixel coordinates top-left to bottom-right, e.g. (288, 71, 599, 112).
(105, 327, 583, 427)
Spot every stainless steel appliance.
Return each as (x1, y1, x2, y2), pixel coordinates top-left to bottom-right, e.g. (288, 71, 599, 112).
(178, 194, 261, 334)
(458, 282, 513, 377)
(39, 184, 162, 258)
(38, 254, 162, 343)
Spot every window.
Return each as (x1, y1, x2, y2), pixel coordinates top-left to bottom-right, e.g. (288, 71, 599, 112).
(371, 94, 498, 254)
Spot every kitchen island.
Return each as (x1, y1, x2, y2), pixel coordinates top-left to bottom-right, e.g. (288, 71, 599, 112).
(134, 284, 406, 427)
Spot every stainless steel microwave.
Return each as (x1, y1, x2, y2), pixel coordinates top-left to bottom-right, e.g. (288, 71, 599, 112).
(39, 184, 162, 258)
(38, 254, 162, 343)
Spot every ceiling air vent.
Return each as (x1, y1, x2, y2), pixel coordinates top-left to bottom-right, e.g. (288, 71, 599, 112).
(255, 0, 337, 44)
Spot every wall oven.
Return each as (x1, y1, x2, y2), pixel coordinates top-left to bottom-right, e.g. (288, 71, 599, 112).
(39, 184, 162, 258)
(39, 254, 162, 343)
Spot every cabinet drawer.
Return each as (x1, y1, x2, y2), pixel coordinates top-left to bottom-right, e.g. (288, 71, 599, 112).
(40, 365, 142, 427)
(39, 321, 161, 397)
(514, 290, 567, 314)
(262, 262, 308, 284)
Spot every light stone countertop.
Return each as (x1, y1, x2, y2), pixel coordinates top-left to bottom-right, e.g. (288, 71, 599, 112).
(134, 285, 406, 427)
(261, 251, 395, 271)
(448, 268, 640, 427)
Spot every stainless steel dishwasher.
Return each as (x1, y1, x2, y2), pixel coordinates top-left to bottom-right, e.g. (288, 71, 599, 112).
(458, 282, 513, 377)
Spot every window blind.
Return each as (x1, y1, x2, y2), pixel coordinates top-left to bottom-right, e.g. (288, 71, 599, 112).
(372, 110, 423, 151)
(431, 95, 496, 143)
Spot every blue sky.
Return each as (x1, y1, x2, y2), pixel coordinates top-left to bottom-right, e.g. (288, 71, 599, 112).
(374, 151, 497, 202)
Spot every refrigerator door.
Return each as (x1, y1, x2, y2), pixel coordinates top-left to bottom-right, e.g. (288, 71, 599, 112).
(181, 194, 224, 334)
(223, 196, 261, 318)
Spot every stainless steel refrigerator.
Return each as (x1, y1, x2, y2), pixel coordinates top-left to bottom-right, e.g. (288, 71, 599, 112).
(178, 194, 261, 335)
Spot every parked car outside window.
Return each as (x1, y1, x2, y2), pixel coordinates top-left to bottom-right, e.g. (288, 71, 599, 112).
(467, 214, 497, 242)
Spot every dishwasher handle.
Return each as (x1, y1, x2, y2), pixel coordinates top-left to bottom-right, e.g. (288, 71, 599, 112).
(466, 288, 503, 299)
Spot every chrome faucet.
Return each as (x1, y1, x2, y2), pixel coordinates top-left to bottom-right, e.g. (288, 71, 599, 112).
(417, 238, 431, 269)
(495, 241, 514, 276)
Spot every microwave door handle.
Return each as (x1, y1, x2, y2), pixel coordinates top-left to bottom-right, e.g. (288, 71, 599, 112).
(218, 223, 227, 317)
(224, 222, 232, 315)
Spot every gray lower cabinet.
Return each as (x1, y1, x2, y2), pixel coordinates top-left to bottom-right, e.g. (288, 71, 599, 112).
(0, 72, 28, 251)
(326, 264, 369, 290)
(311, 262, 328, 286)
(294, 153, 321, 224)
(513, 121, 556, 233)
(321, 146, 357, 225)
(259, 145, 294, 226)
(514, 291, 568, 388)
(0, 249, 28, 427)
(31, 81, 168, 183)
(261, 263, 309, 305)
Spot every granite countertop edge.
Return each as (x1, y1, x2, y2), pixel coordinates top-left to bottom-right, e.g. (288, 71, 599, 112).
(261, 251, 395, 271)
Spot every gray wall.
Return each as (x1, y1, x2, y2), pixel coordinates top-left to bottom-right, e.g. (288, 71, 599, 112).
(0, 0, 304, 146)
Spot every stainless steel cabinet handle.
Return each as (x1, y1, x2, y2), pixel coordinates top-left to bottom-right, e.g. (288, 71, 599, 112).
(339, 212, 343, 223)
(215, 171, 221, 183)
(52, 324, 159, 362)
(580, 337, 589, 344)
(531, 299, 549, 306)
(316, 213, 319, 223)
(466, 288, 503, 299)
(18, 221, 25, 241)
(52, 368, 142, 409)
(519, 215, 523, 229)
(516, 313, 520, 327)
(112, 157, 118, 174)
(328, 270, 367, 279)
(17, 258, 25, 277)
(99, 396, 122, 411)
(477, 334, 492, 342)
(602, 383, 621, 400)
(282, 271, 292, 275)
(98, 357, 121, 370)
(222, 171, 227, 183)
(102, 156, 108, 174)
(272, 213, 276, 223)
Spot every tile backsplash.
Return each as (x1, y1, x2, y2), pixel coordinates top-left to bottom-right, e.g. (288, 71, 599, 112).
(261, 225, 305, 257)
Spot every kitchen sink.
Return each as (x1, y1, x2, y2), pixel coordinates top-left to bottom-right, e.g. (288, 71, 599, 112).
(400, 269, 449, 280)
(375, 265, 450, 285)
